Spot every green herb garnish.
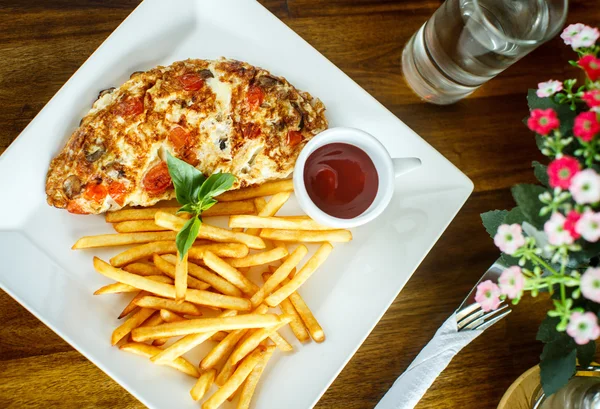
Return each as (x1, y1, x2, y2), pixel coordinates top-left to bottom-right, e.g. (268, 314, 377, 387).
(166, 152, 235, 259)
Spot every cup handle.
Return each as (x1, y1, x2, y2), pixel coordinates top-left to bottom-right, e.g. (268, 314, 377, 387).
(393, 157, 421, 177)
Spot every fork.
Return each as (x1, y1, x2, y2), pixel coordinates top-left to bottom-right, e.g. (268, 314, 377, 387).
(375, 261, 512, 409)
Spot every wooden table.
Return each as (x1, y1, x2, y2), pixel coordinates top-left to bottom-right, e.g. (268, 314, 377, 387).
(0, 0, 595, 408)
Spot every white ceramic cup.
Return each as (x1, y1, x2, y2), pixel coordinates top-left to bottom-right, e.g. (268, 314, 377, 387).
(293, 127, 421, 228)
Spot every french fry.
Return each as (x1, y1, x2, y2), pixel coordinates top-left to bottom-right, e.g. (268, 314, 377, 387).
(203, 346, 271, 409)
(155, 212, 265, 250)
(153, 254, 210, 291)
(105, 200, 256, 223)
(237, 343, 276, 409)
(110, 241, 247, 267)
(72, 231, 177, 249)
(119, 342, 199, 378)
(226, 247, 289, 268)
(262, 271, 310, 343)
(94, 258, 251, 311)
(260, 228, 352, 243)
(245, 192, 291, 236)
(138, 312, 168, 346)
(229, 315, 292, 365)
(113, 220, 169, 233)
(159, 309, 185, 323)
(229, 215, 336, 231)
(253, 198, 267, 213)
(131, 314, 280, 342)
(190, 369, 217, 401)
(111, 307, 155, 345)
(215, 355, 238, 386)
(265, 243, 333, 307)
(118, 290, 148, 319)
(201, 329, 248, 370)
(203, 251, 259, 296)
(250, 245, 308, 307)
(175, 251, 188, 301)
(216, 179, 293, 202)
(123, 262, 163, 276)
(135, 296, 203, 316)
(151, 310, 238, 364)
(94, 275, 174, 295)
(211, 332, 228, 342)
(267, 328, 293, 351)
(162, 254, 242, 297)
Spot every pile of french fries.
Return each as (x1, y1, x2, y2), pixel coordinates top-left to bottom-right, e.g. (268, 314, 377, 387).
(75, 179, 352, 409)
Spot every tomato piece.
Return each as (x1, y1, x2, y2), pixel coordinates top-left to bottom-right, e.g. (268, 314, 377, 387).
(179, 74, 204, 91)
(116, 97, 144, 117)
(83, 183, 108, 202)
(67, 201, 89, 214)
(287, 130, 303, 147)
(108, 181, 127, 206)
(242, 123, 261, 139)
(168, 126, 190, 151)
(246, 86, 264, 109)
(143, 162, 172, 195)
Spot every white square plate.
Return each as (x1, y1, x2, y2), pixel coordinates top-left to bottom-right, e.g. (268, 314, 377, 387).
(0, 1, 473, 408)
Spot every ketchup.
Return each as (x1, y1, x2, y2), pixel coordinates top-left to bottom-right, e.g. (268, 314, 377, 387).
(304, 143, 378, 219)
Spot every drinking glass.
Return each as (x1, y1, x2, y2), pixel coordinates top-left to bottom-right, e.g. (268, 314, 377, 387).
(402, 0, 569, 105)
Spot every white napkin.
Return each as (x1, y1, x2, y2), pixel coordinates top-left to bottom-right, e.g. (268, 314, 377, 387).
(375, 313, 483, 409)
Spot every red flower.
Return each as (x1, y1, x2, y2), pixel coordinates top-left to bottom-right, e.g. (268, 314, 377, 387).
(527, 108, 560, 135)
(583, 90, 600, 108)
(547, 156, 581, 189)
(579, 55, 600, 81)
(574, 111, 600, 142)
(564, 210, 582, 240)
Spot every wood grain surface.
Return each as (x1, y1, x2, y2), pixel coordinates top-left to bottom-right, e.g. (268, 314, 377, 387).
(0, 0, 596, 408)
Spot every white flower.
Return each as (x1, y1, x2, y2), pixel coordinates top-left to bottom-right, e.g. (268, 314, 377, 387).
(544, 212, 574, 245)
(493, 224, 526, 255)
(561, 23, 586, 45)
(572, 26, 600, 49)
(569, 169, 600, 204)
(536, 80, 563, 98)
(581, 267, 600, 303)
(567, 311, 600, 345)
(575, 209, 600, 242)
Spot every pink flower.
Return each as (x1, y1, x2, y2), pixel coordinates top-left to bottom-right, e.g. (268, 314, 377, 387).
(567, 311, 600, 345)
(544, 212, 575, 246)
(570, 169, 600, 204)
(527, 109, 560, 135)
(575, 209, 600, 242)
(494, 224, 526, 255)
(564, 211, 582, 240)
(475, 280, 502, 312)
(574, 111, 600, 142)
(580, 267, 600, 303)
(561, 23, 586, 46)
(498, 266, 525, 299)
(572, 26, 600, 49)
(579, 55, 600, 82)
(582, 90, 600, 108)
(536, 80, 563, 98)
(547, 156, 581, 189)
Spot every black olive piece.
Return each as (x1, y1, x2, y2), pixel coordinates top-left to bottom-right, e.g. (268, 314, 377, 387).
(199, 69, 214, 79)
(219, 139, 227, 150)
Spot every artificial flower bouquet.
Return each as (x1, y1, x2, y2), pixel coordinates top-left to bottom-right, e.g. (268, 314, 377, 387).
(477, 23, 600, 395)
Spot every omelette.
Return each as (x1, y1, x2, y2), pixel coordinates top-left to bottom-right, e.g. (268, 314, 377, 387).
(45, 58, 328, 214)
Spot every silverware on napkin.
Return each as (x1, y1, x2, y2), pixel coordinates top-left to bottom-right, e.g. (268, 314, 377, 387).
(375, 261, 512, 409)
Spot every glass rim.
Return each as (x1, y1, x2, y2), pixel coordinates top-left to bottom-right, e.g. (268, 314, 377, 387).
(471, 0, 569, 46)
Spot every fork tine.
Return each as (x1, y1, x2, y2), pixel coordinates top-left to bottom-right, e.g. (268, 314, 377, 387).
(455, 303, 480, 323)
(473, 309, 511, 331)
(457, 300, 506, 331)
(460, 304, 509, 331)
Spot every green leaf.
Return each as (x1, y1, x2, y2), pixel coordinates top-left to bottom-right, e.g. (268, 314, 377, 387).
(527, 89, 578, 136)
(511, 184, 550, 230)
(198, 173, 236, 201)
(177, 203, 196, 215)
(504, 207, 527, 225)
(533, 161, 550, 187)
(175, 216, 201, 260)
(539, 334, 577, 396)
(537, 316, 562, 343)
(200, 197, 218, 212)
(166, 152, 206, 205)
(576, 340, 596, 367)
(481, 210, 508, 239)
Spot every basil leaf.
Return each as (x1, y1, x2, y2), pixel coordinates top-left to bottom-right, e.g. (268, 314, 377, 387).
(198, 173, 236, 202)
(175, 216, 201, 259)
(177, 203, 196, 215)
(166, 152, 206, 205)
(200, 197, 218, 212)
